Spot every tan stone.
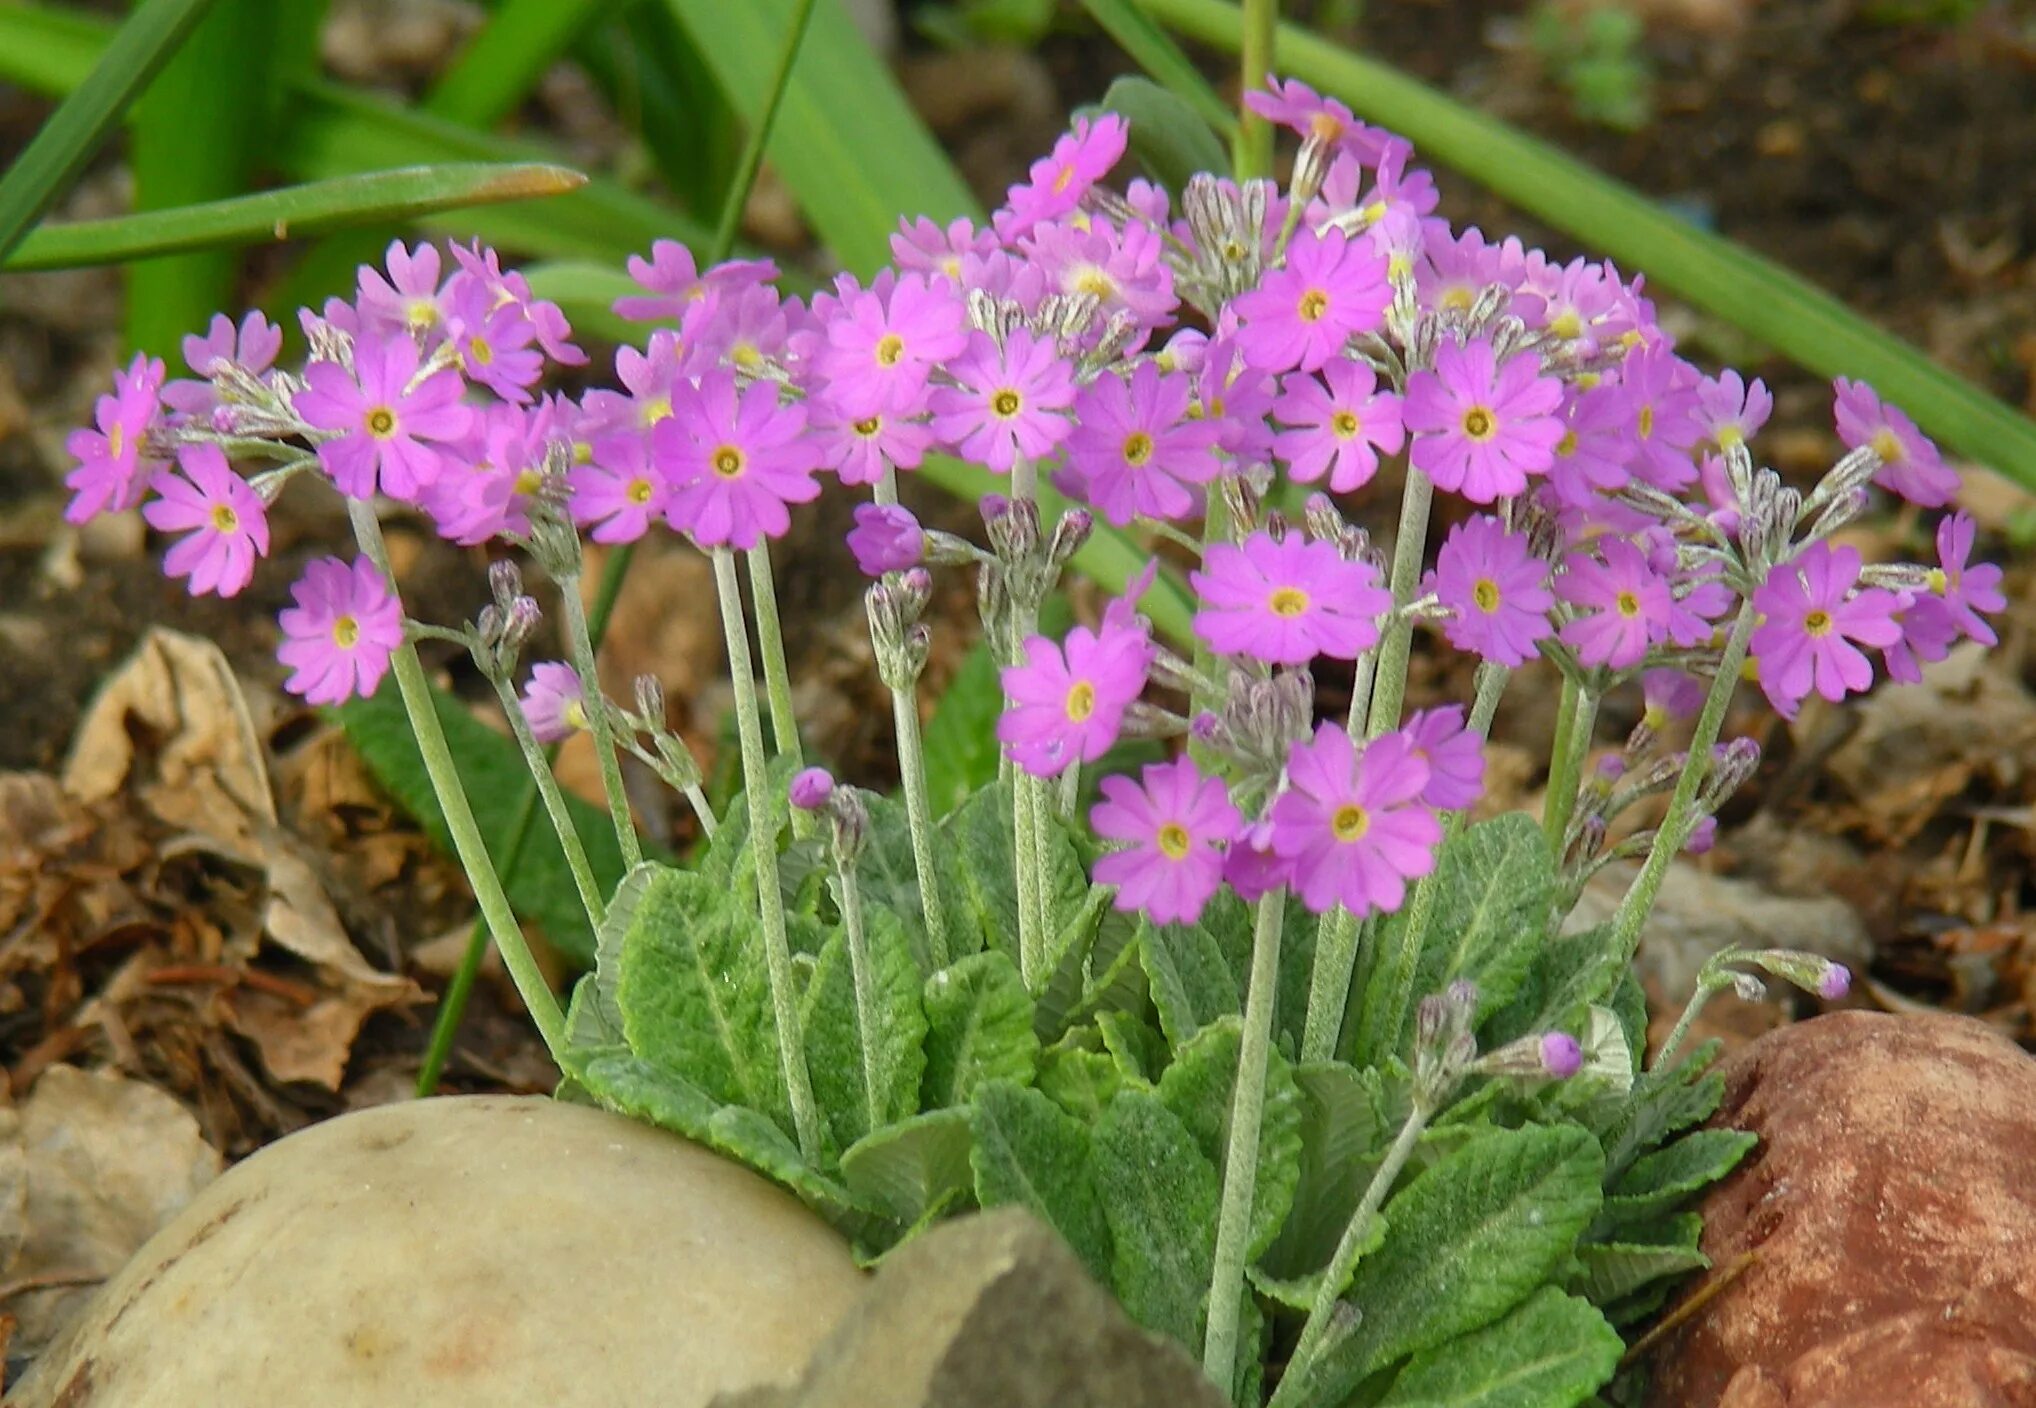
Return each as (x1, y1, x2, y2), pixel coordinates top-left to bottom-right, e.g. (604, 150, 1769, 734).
(1647, 1011, 2036, 1408)
(12, 1096, 865, 1407)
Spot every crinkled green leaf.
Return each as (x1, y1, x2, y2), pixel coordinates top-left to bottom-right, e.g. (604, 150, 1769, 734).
(1139, 896, 1250, 1048)
(1593, 1051, 1729, 1184)
(1036, 1041, 1124, 1122)
(971, 1080, 1113, 1282)
(1090, 1088, 1220, 1353)
(1568, 1236, 1708, 1310)
(841, 1106, 974, 1226)
(1096, 74, 1228, 195)
(801, 907, 928, 1150)
(1376, 1288, 1622, 1408)
(1032, 884, 1127, 1042)
(1483, 923, 1623, 1050)
(1598, 1128, 1756, 1230)
(574, 1048, 718, 1139)
(919, 639, 1005, 819)
(705, 1103, 866, 1224)
(617, 866, 791, 1132)
(1266, 1060, 1401, 1279)
(858, 790, 967, 971)
(1156, 1016, 1303, 1260)
(1294, 1125, 1605, 1405)
(565, 861, 662, 1051)
(921, 950, 1038, 1110)
(939, 781, 1090, 975)
(1096, 1008, 1168, 1084)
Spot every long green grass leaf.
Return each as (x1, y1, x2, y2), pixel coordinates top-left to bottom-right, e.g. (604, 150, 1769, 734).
(0, 0, 219, 262)
(1136, 0, 2036, 487)
(577, 5, 738, 216)
(427, 0, 605, 128)
(5, 163, 588, 270)
(1077, 0, 1236, 137)
(659, 0, 978, 274)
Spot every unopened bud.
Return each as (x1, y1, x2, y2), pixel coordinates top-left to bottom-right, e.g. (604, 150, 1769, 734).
(789, 768, 835, 812)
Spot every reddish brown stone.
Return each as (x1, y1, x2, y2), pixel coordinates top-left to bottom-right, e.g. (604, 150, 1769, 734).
(1647, 1011, 2036, 1408)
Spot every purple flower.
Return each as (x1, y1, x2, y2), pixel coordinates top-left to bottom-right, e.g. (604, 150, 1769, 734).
(1539, 1033, 1583, 1079)
(891, 215, 998, 283)
(1024, 217, 1178, 337)
(1684, 814, 1718, 855)
(808, 399, 934, 487)
(1233, 226, 1391, 374)
(1545, 381, 1637, 510)
(64, 352, 166, 523)
(1556, 537, 1672, 671)
(1191, 531, 1391, 665)
(355, 241, 453, 341)
(998, 619, 1154, 777)
(1272, 360, 1406, 493)
(522, 662, 589, 743)
(1271, 723, 1443, 916)
(1245, 76, 1404, 165)
(1091, 758, 1241, 926)
(1062, 363, 1221, 525)
(615, 240, 776, 323)
(277, 556, 404, 705)
(1927, 511, 2006, 646)
(1620, 345, 1704, 491)
(1405, 705, 1485, 811)
(1834, 377, 1958, 507)
(816, 272, 967, 417)
(449, 240, 584, 366)
(142, 445, 269, 597)
(1750, 541, 1903, 716)
(164, 311, 282, 417)
(998, 113, 1127, 240)
(789, 767, 836, 812)
(1224, 818, 1292, 903)
(1641, 668, 1705, 727)
(1695, 370, 1772, 453)
(1418, 226, 1527, 317)
(1404, 338, 1564, 503)
(847, 504, 924, 576)
(448, 277, 544, 404)
(1818, 964, 1852, 1001)
(1423, 515, 1555, 667)
(929, 329, 1076, 474)
(569, 431, 668, 545)
(652, 371, 820, 549)
(294, 334, 474, 502)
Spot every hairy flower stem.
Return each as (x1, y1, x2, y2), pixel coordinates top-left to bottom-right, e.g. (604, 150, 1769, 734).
(891, 681, 951, 969)
(746, 543, 804, 767)
(1611, 600, 1757, 961)
(1541, 677, 1598, 854)
(1274, 1100, 1432, 1407)
(712, 547, 825, 1160)
(1365, 466, 1435, 739)
(1234, 0, 1279, 180)
(1203, 889, 1286, 1388)
(1008, 456, 1051, 986)
(558, 575, 643, 872)
(489, 673, 606, 931)
(833, 852, 886, 1126)
(346, 501, 567, 1061)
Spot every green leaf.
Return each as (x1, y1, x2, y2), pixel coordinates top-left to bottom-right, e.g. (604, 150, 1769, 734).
(1568, 1236, 1708, 1309)
(0, 0, 218, 264)
(1031, 884, 1134, 1042)
(1266, 1060, 1399, 1278)
(1375, 1288, 1622, 1408)
(1596, 1128, 1755, 1230)
(1484, 923, 1622, 1049)
(427, 0, 605, 128)
(1090, 1088, 1221, 1352)
(1155, 1016, 1303, 1260)
(1076, 0, 1237, 137)
(575, 5, 738, 216)
(4, 163, 588, 271)
(564, 861, 662, 1051)
(617, 866, 792, 1132)
(1135, 0, 2036, 489)
(1096, 1008, 1167, 1083)
(660, 0, 977, 276)
(704, 1102, 866, 1224)
(1594, 1056, 1729, 1184)
(575, 1048, 718, 1138)
(1036, 1041, 1124, 1121)
(938, 780, 1090, 973)
(1096, 75, 1229, 196)
(335, 683, 634, 965)
(1294, 1125, 1605, 1404)
(801, 907, 929, 1150)
(1140, 898, 1248, 1050)
(919, 639, 1006, 818)
(854, 790, 961, 971)
(921, 950, 1039, 1110)
(970, 1080, 1113, 1283)
(840, 1106, 974, 1225)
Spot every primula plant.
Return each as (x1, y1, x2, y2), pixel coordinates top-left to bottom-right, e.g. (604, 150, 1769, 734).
(68, 76, 2002, 1408)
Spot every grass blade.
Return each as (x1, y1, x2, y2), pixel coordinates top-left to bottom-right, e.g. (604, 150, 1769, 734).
(659, 0, 978, 274)
(5, 163, 588, 271)
(0, 0, 219, 262)
(1136, 0, 2036, 487)
(576, 6, 738, 216)
(427, 0, 605, 128)
(1078, 0, 1236, 138)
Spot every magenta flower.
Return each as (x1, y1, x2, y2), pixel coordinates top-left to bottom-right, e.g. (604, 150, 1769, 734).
(1620, 345, 1703, 491)
(1224, 818, 1292, 903)
(891, 215, 999, 283)
(277, 556, 404, 705)
(1695, 370, 1772, 453)
(615, 240, 776, 323)
(1091, 758, 1241, 925)
(1833, 377, 1958, 507)
(1245, 76, 1404, 165)
(1188, 334, 1279, 462)
(928, 329, 1076, 474)
(1750, 541, 1903, 715)
(142, 445, 269, 597)
(1192, 532, 1391, 665)
(164, 311, 282, 418)
(1540, 1033, 1584, 1079)
(1062, 362, 1221, 525)
(448, 278, 543, 404)
(1405, 706, 1485, 811)
(449, 239, 584, 366)
(997, 619, 1154, 777)
(1272, 360, 1406, 493)
(569, 431, 668, 545)
(1544, 381, 1637, 510)
(64, 351, 166, 523)
(1024, 217, 1178, 337)
(1270, 724, 1442, 916)
(1641, 668, 1705, 727)
(1423, 515, 1555, 667)
(1404, 338, 1564, 503)
(847, 504, 924, 576)
(1418, 226, 1527, 318)
(294, 333, 474, 502)
(522, 662, 589, 743)
(807, 399, 933, 487)
(355, 241, 452, 341)
(651, 371, 820, 550)
(1233, 226, 1391, 374)
(1556, 537, 1672, 671)
(1927, 511, 2006, 645)
(816, 272, 967, 417)
(998, 113, 1127, 239)
(789, 767, 836, 812)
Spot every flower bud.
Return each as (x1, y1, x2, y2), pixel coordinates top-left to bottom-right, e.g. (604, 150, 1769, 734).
(789, 767, 835, 812)
(1540, 1032, 1584, 1079)
(847, 503, 924, 577)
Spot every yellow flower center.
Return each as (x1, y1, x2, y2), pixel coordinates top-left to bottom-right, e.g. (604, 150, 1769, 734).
(1268, 587, 1310, 618)
(1065, 680, 1097, 721)
(1156, 823, 1192, 860)
(712, 446, 745, 479)
(405, 297, 438, 331)
(1636, 405, 1655, 439)
(732, 341, 764, 370)
(1461, 407, 1496, 441)
(563, 699, 591, 731)
(1555, 430, 1579, 458)
(573, 438, 594, 466)
(1717, 425, 1744, 449)
(875, 333, 906, 367)
(1472, 578, 1501, 613)
(1331, 804, 1370, 842)
(1549, 310, 1583, 341)
(1297, 289, 1331, 323)
(1331, 410, 1360, 440)
(1803, 608, 1833, 637)
(331, 615, 360, 649)
(853, 416, 883, 438)
(108, 423, 126, 458)
(209, 503, 238, 534)
(1615, 590, 1642, 619)
(513, 467, 543, 497)
(1307, 112, 1345, 143)
(1072, 266, 1118, 301)
(1122, 431, 1155, 466)
(1440, 287, 1475, 314)
(1052, 163, 1076, 195)
(366, 406, 398, 438)
(1926, 567, 1949, 595)
(641, 396, 673, 427)
(470, 335, 494, 366)
(1870, 428, 1905, 464)
(625, 477, 655, 505)
(991, 389, 1022, 419)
